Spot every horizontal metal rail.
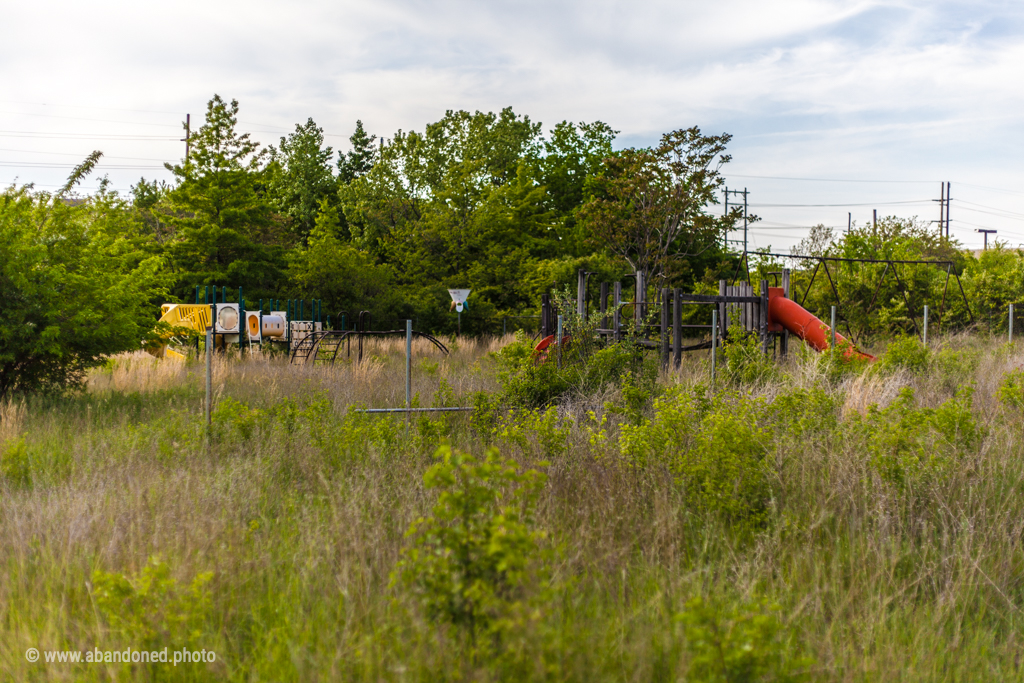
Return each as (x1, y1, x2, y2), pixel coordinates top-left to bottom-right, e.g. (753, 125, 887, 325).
(350, 407, 475, 414)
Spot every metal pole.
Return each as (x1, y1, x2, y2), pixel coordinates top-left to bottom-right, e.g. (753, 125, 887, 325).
(830, 306, 837, 348)
(711, 309, 717, 384)
(556, 315, 563, 369)
(923, 305, 929, 347)
(1010, 304, 1015, 344)
(406, 319, 412, 411)
(205, 325, 212, 431)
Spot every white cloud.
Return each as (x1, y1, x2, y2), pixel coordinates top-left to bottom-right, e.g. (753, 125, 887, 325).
(2, 0, 1023, 249)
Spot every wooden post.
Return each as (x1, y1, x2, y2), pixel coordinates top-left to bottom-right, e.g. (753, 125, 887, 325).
(761, 279, 770, 354)
(600, 282, 609, 332)
(660, 288, 669, 369)
(673, 288, 682, 369)
(613, 282, 622, 341)
(780, 268, 790, 357)
(718, 280, 727, 338)
(634, 271, 645, 331)
(577, 269, 587, 321)
(541, 294, 549, 337)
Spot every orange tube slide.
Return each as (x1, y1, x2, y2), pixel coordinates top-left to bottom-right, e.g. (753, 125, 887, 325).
(766, 288, 875, 361)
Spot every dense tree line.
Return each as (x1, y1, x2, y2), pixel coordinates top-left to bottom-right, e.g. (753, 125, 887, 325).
(2, 93, 1018, 398)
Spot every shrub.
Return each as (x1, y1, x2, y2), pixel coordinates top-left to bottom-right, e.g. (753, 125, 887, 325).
(211, 397, 265, 442)
(494, 330, 654, 409)
(876, 335, 930, 374)
(92, 556, 213, 652)
(722, 323, 778, 386)
(622, 389, 771, 528)
(678, 595, 812, 683)
(391, 446, 549, 648)
(997, 369, 1024, 411)
(0, 436, 31, 488)
(851, 387, 981, 490)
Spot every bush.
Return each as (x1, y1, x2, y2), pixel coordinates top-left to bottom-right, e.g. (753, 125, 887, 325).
(678, 595, 813, 683)
(876, 335, 930, 374)
(722, 324, 778, 386)
(621, 389, 771, 528)
(851, 387, 981, 490)
(997, 369, 1024, 411)
(391, 446, 549, 650)
(91, 556, 213, 652)
(0, 436, 31, 488)
(494, 330, 654, 409)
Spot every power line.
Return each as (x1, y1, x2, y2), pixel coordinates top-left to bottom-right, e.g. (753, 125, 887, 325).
(0, 109, 180, 128)
(0, 131, 178, 140)
(749, 199, 933, 208)
(727, 173, 935, 184)
(0, 99, 182, 116)
(0, 147, 173, 162)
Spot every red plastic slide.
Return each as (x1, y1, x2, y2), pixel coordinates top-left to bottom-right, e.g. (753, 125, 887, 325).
(766, 288, 875, 361)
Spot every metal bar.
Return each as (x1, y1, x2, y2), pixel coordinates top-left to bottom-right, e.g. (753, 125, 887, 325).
(205, 324, 213, 430)
(406, 320, 412, 412)
(799, 261, 821, 308)
(923, 305, 929, 347)
(1011, 304, 1015, 344)
(890, 263, 921, 336)
(352, 407, 475, 414)
(830, 306, 836, 348)
(754, 252, 957, 266)
(939, 264, 951, 324)
(821, 260, 856, 344)
(955, 272, 974, 324)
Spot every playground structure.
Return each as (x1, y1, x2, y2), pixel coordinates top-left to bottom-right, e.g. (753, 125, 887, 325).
(536, 257, 973, 365)
(149, 286, 451, 365)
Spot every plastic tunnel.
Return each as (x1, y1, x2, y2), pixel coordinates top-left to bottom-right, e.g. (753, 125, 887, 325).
(766, 288, 875, 361)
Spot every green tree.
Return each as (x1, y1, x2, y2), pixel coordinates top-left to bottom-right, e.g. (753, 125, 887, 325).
(578, 127, 743, 290)
(0, 185, 164, 399)
(289, 200, 403, 324)
(163, 95, 286, 300)
(268, 118, 337, 242)
(337, 120, 377, 184)
(539, 120, 617, 256)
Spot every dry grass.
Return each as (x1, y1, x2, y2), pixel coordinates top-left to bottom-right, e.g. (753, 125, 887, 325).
(1, 333, 1023, 681)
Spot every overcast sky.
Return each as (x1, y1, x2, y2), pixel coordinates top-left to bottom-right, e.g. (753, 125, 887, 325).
(3, 0, 1023, 251)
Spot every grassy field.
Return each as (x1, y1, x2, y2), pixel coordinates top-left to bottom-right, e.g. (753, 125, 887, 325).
(2, 333, 1024, 681)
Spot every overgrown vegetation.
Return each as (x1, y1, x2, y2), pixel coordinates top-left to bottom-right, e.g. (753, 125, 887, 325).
(2, 331, 1023, 681)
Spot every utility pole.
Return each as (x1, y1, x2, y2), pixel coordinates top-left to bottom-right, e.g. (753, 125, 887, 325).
(847, 212, 851, 233)
(873, 209, 877, 232)
(976, 229, 996, 250)
(724, 188, 749, 254)
(938, 182, 946, 237)
(945, 182, 952, 238)
(181, 113, 191, 163)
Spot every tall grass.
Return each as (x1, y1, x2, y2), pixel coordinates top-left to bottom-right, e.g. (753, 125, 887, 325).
(1, 333, 1023, 681)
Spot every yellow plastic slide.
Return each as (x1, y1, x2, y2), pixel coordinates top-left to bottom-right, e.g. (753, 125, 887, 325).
(148, 304, 213, 360)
